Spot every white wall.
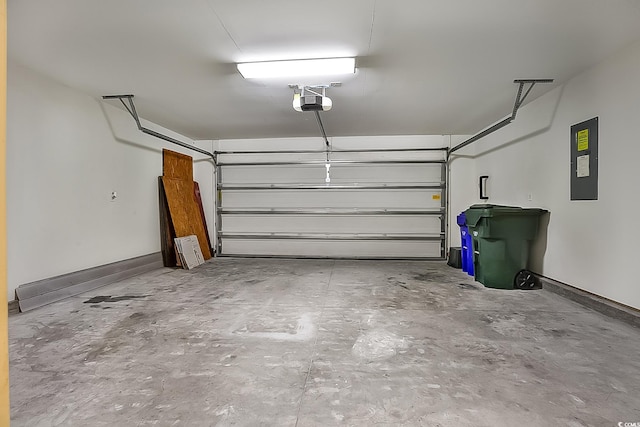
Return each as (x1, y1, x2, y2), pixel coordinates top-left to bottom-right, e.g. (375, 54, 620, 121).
(6, 62, 206, 301)
(454, 39, 640, 309)
(447, 135, 476, 248)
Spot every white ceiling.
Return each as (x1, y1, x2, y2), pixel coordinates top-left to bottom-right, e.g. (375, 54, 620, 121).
(8, 0, 640, 141)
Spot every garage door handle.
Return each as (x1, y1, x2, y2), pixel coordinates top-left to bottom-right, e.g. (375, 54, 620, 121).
(479, 175, 489, 200)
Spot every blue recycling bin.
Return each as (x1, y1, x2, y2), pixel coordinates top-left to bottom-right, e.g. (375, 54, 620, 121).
(457, 212, 474, 276)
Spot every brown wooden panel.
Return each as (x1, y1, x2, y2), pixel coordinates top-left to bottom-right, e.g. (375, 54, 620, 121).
(163, 149, 193, 181)
(161, 176, 212, 260)
(194, 181, 213, 254)
(158, 177, 178, 267)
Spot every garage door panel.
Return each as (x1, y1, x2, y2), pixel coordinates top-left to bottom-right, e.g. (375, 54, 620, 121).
(217, 150, 444, 165)
(222, 215, 442, 234)
(330, 165, 441, 183)
(221, 164, 441, 184)
(216, 147, 447, 259)
(222, 190, 443, 209)
(222, 239, 442, 259)
(221, 165, 330, 184)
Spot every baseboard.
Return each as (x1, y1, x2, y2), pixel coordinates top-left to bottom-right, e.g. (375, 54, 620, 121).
(541, 276, 640, 329)
(15, 253, 164, 312)
(8, 300, 19, 315)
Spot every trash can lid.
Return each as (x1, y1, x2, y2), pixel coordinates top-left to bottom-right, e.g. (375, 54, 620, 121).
(468, 204, 514, 209)
(469, 204, 548, 212)
(465, 204, 548, 221)
(456, 212, 466, 226)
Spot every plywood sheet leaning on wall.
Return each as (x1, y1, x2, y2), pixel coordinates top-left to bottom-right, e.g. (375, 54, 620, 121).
(160, 149, 213, 266)
(194, 181, 212, 252)
(163, 149, 193, 181)
(158, 177, 178, 267)
(161, 176, 212, 260)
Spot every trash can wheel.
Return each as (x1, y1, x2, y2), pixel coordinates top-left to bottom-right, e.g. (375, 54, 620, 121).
(514, 269, 540, 290)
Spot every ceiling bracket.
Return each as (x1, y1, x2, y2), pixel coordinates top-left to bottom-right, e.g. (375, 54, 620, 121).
(102, 94, 217, 163)
(511, 79, 554, 120)
(449, 79, 554, 156)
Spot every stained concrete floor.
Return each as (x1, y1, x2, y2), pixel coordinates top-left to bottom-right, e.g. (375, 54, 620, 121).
(8, 258, 640, 426)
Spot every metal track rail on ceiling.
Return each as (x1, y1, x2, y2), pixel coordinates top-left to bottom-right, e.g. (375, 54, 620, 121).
(102, 94, 216, 163)
(448, 79, 554, 155)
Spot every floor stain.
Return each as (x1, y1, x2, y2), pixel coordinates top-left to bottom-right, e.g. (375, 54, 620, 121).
(388, 277, 410, 290)
(412, 271, 452, 283)
(547, 329, 570, 338)
(83, 312, 153, 362)
(84, 295, 149, 304)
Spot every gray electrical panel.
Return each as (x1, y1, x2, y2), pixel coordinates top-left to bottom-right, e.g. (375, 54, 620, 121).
(571, 117, 598, 200)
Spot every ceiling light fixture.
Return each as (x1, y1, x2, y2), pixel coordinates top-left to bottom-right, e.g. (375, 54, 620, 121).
(237, 57, 356, 79)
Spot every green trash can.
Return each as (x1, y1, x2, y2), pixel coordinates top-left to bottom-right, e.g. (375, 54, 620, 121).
(465, 204, 547, 289)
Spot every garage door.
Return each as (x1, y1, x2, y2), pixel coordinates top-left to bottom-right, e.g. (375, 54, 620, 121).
(215, 143, 447, 259)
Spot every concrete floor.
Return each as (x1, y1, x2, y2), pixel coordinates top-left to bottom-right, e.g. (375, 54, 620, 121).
(8, 258, 640, 426)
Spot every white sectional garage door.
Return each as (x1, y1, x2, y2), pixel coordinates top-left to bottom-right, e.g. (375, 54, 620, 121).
(215, 138, 447, 259)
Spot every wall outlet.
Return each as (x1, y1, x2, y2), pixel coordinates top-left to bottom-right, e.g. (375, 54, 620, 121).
(527, 193, 533, 201)
(111, 191, 117, 201)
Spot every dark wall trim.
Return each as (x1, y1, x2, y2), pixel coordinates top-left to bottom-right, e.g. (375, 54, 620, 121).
(15, 253, 164, 312)
(541, 277, 640, 329)
(8, 300, 19, 316)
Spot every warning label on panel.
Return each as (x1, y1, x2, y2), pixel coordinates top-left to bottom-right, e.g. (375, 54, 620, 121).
(577, 129, 589, 151)
(432, 194, 441, 201)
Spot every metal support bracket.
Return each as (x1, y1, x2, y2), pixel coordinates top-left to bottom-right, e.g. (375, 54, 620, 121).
(448, 79, 554, 155)
(315, 111, 330, 149)
(102, 94, 217, 163)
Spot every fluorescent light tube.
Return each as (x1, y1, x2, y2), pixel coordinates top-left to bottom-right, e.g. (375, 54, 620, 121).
(237, 57, 356, 79)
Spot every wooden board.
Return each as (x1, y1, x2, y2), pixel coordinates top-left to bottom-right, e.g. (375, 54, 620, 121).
(1, 1, 10, 422)
(161, 176, 212, 260)
(158, 177, 178, 267)
(163, 149, 193, 181)
(194, 181, 213, 254)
